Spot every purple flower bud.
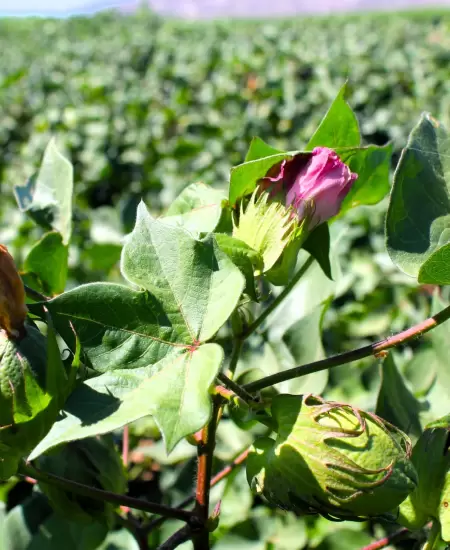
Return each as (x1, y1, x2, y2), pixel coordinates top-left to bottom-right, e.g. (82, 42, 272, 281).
(287, 147, 357, 228)
(261, 148, 357, 230)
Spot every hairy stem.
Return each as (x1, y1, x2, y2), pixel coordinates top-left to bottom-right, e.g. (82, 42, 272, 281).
(244, 302, 450, 393)
(242, 255, 314, 339)
(19, 461, 195, 525)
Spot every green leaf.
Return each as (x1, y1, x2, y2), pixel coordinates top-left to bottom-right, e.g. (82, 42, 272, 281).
(29, 204, 244, 455)
(122, 202, 244, 343)
(164, 182, 227, 236)
(386, 113, 450, 279)
(24, 231, 68, 295)
(29, 343, 223, 459)
(302, 223, 332, 280)
(14, 139, 73, 245)
(244, 137, 283, 162)
(375, 354, 422, 439)
(418, 243, 450, 284)
(215, 234, 261, 301)
(3, 492, 52, 550)
(29, 515, 108, 550)
(97, 529, 139, 550)
(281, 300, 330, 394)
(229, 152, 298, 207)
(306, 83, 360, 150)
(338, 144, 392, 216)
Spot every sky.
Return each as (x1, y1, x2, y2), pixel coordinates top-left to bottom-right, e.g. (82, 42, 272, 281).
(1, 0, 449, 17)
(0, 0, 120, 15)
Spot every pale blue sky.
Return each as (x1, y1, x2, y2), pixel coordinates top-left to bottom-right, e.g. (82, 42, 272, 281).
(0, 0, 120, 15)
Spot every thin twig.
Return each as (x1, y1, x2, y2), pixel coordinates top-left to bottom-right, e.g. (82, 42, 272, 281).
(360, 527, 410, 550)
(242, 255, 315, 339)
(158, 525, 193, 550)
(115, 513, 149, 550)
(243, 302, 450, 393)
(19, 461, 195, 525)
(216, 372, 256, 404)
(24, 284, 49, 303)
(227, 338, 243, 377)
(144, 447, 250, 535)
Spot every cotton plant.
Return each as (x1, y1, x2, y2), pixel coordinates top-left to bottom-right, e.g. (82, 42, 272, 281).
(1, 85, 450, 550)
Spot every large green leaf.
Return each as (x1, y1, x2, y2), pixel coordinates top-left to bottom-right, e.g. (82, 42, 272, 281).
(3, 491, 107, 550)
(386, 113, 450, 281)
(24, 231, 68, 295)
(163, 182, 227, 236)
(418, 243, 450, 285)
(29, 344, 223, 459)
(30, 204, 244, 455)
(121, 202, 244, 343)
(306, 83, 360, 150)
(14, 139, 73, 245)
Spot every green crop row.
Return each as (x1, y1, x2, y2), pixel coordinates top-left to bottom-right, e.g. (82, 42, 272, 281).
(1, 8, 450, 217)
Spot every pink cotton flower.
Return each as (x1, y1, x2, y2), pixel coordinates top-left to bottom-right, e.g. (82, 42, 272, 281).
(260, 148, 357, 231)
(286, 147, 357, 229)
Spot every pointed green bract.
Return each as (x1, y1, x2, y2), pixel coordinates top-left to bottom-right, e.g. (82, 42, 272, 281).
(244, 137, 284, 162)
(387, 113, 450, 282)
(306, 82, 360, 150)
(232, 190, 301, 274)
(229, 152, 296, 207)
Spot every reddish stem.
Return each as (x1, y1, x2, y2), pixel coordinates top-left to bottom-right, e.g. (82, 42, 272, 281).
(244, 303, 450, 393)
(361, 527, 410, 550)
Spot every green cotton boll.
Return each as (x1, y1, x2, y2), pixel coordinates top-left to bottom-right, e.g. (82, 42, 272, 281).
(246, 394, 417, 521)
(232, 189, 306, 276)
(398, 415, 450, 541)
(0, 324, 68, 480)
(37, 435, 127, 526)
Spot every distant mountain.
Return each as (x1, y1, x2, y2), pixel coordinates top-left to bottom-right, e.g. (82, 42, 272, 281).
(127, 0, 449, 18)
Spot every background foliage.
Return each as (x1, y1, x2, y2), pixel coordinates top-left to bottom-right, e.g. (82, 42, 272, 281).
(1, 7, 450, 549)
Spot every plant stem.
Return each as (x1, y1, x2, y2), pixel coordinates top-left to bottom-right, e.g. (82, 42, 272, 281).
(115, 513, 149, 550)
(242, 255, 314, 339)
(244, 302, 450, 393)
(193, 395, 223, 549)
(144, 447, 250, 534)
(24, 284, 49, 303)
(216, 372, 256, 405)
(19, 461, 195, 525)
(158, 525, 193, 550)
(227, 338, 243, 377)
(360, 527, 411, 550)
(423, 520, 441, 550)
